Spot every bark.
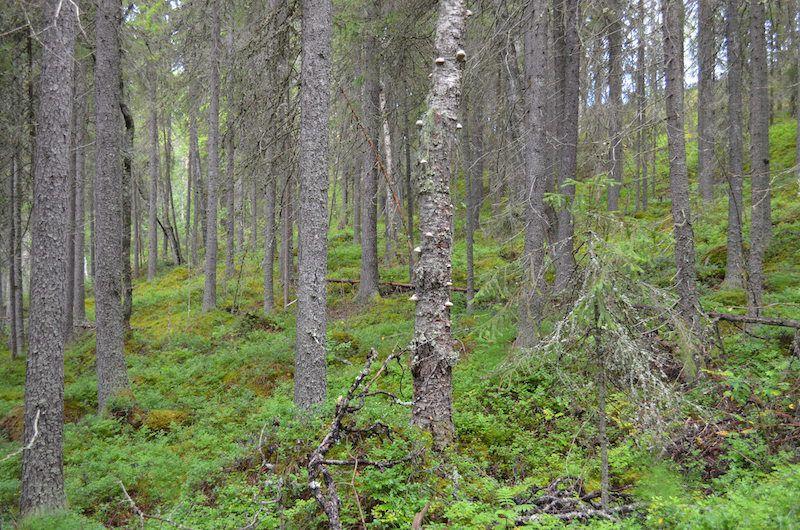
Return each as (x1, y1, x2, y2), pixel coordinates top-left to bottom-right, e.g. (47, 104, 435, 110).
(94, 0, 130, 410)
(517, 0, 550, 347)
(120, 95, 134, 333)
(662, 0, 701, 338)
(19, 0, 75, 514)
(280, 174, 293, 307)
(294, 0, 332, 410)
(635, 0, 648, 212)
(203, 0, 222, 311)
(73, 61, 87, 328)
(185, 113, 193, 267)
(697, 0, 717, 203)
(553, 0, 579, 293)
(747, 0, 771, 316)
(357, 3, 381, 303)
(9, 154, 24, 359)
(463, 92, 475, 307)
(162, 112, 181, 265)
(606, 0, 624, 211)
(723, 0, 745, 286)
(263, 167, 276, 313)
(225, 131, 236, 279)
(133, 175, 141, 278)
(410, 0, 466, 448)
(64, 67, 78, 342)
(250, 175, 258, 250)
(225, 21, 236, 280)
(380, 87, 400, 263)
(147, 61, 159, 281)
(263, 0, 282, 313)
(403, 81, 415, 282)
(188, 81, 203, 268)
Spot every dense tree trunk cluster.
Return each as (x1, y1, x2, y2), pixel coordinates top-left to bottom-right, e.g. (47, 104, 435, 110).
(0, 0, 793, 519)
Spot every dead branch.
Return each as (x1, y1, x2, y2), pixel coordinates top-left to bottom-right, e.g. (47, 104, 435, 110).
(307, 348, 415, 529)
(327, 277, 472, 294)
(708, 312, 800, 329)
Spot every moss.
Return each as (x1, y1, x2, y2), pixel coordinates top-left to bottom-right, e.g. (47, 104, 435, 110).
(143, 409, 189, 432)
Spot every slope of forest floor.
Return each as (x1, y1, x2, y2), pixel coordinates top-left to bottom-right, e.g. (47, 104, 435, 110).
(1, 120, 800, 528)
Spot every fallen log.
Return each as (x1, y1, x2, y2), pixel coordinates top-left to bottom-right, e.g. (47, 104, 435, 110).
(707, 312, 800, 329)
(326, 277, 473, 294)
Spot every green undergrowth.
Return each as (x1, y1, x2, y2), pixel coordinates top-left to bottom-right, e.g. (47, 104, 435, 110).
(0, 120, 799, 528)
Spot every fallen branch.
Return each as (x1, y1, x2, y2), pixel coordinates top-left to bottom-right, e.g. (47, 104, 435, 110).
(326, 277, 472, 294)
(307, 348, 415, 529)
(517, 503, 640, 524)
(708, 312, 800, 329)
(513, 477, 639, 525)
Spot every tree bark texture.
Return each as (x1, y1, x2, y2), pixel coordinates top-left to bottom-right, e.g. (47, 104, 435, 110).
(747, 0, 771, 316)
(662, 0, 701, 337)
(203, 0, 222, 311)
(294, 0, 333, 410)
(517, 0, 550, 347)
(19, 0, 75, 514)
(606, 0, 624, 212)
(723, 0, 745, 287)
(357, 3, 381, 303)
(147, 61, 159, 281)
(697, 0, 716, 203)
(410, 0, 466, 447)
(94, 0, 130, 410)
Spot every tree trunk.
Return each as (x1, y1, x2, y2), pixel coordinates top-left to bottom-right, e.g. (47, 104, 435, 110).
(697, 0, 716, 203)
(203, 0, 222, 311)
(73, 62, 87, 328)
(94, 0, 130, 410)
(380, 87, 400, 263)
(64, 68, 78, 342)
(723, 0, 745, 287)
(662, 0, 701, 342)
(294, 0, 332, 410)
(250, 175, 258, 251)
(120, 94, 135, 333)
(147, 61, 159, 281)
(410, 0, 466, 448)
(606, 0, 624, 212)
(225, 131, 236, 279)
(517, 0, 550, 347)
(162, 112, 181, 265)
(19, 0, 75, 514)
(188, 81, 203, 268)
(403, 80, 415, 282)
(553, 0, 579, 293)
(280, 173, 293, 307)
(636, 0, 648, 212)
(263, 167, 276, 313)
(358, 4, 381, 303)
(747, 0, 771, 317)
(9, 154, 24, 359)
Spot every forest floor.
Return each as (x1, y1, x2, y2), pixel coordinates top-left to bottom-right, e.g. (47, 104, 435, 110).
(1, 120, 800, 529)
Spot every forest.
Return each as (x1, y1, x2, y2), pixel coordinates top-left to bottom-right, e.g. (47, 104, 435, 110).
(0, 0, 799, 527)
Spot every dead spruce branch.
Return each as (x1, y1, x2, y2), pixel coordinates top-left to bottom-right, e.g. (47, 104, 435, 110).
(308, 348, 417, 529)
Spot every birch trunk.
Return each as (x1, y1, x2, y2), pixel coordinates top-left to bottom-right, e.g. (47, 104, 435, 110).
(410, 0, 466, 447)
